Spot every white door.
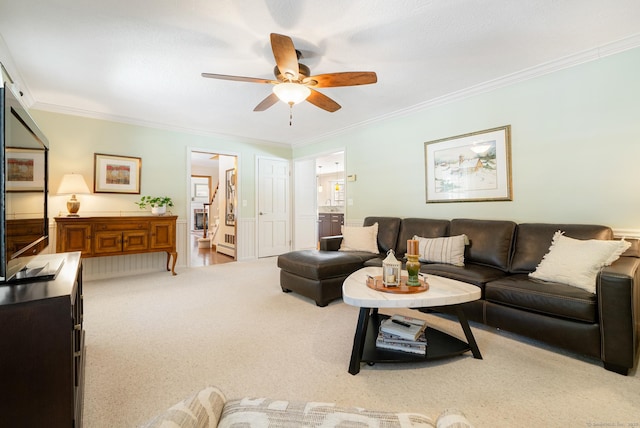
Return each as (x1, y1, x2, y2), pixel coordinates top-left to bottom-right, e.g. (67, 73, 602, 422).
(258, 157, 290, 257)
(293, 158, 317, 250)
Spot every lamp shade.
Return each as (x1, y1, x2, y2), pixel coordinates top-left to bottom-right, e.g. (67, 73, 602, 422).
(272, 82, 311, 105)
(57, 173, 90, 195)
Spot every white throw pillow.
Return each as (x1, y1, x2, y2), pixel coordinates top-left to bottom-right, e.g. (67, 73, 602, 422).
(339, 223, 379, 253)
(529, 231, 631, 293)
(414, 234, 468, 266)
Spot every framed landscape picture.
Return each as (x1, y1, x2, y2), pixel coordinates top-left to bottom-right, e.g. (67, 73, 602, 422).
(5, 148, 45, 192)
(424, 125, 512, 203)
(94, 153, 141, 194)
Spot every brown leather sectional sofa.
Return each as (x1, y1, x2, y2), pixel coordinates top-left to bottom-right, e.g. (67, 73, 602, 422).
(277, 217, 640, 375)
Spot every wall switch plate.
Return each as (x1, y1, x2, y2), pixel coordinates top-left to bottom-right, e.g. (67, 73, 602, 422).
(348, 198, 354, 206)
(347, 174, 357, 182)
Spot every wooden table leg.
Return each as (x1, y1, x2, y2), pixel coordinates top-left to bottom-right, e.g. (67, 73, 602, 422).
(166, 251, 178, 275)
(348, 307, 371, 375)
(454, 306, 482, 359)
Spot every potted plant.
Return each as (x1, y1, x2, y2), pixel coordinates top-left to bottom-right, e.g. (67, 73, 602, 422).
(135, 196, 174, 215)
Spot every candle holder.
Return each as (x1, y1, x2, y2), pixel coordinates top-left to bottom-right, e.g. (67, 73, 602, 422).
(382, 249, 401, 287)
(405, 253, 421, 286)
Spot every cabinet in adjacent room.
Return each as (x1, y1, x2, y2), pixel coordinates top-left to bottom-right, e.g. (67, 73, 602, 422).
(330, 213, 344, 236)
(318, 213, 331, 239)
(0, 252, 84, 427)
(318, 213, 344, 240)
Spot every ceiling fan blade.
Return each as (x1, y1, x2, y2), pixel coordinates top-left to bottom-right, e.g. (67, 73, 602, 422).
(253, 93, 280, 112)
(304, 72, 377, 88)
(201, 73, 276, 85)
(270, 33, 300, 81)
(306, 89, 341, 112)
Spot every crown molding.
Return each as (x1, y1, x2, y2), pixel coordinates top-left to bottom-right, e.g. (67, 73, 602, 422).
(12, 32, 640, 149)
(294, 33, 640, 147)
(30, 102, 290, 149)
(0, 35, 35, 106)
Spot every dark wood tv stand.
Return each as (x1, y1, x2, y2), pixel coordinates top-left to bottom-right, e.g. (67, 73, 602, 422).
(0, 252, 84, 427)
(55, 215, 178, 275)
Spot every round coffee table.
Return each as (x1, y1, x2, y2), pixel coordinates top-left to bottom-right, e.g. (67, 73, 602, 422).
(343, 266, 482, 375)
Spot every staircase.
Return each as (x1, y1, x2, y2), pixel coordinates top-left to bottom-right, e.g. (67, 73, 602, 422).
(198, 183, 219, 249)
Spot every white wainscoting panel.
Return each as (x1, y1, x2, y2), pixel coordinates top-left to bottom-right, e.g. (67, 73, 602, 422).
(613, 229, 640, 239)
(48, 218, 188, 281)
(347, 218, 363, 227)
(238, 217, 256, 261)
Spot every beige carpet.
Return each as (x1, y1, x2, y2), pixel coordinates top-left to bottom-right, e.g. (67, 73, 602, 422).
(82, 257, 640, 427)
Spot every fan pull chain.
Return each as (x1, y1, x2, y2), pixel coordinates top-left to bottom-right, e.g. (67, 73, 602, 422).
(288, 102, 294, 126)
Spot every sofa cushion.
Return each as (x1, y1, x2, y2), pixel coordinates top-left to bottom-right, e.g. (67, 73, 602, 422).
(142, 386, 226, 428)
(339, 222, 379, 253)
(395, 218, 450, 255)
(363, 216, 402, 254)
(422, 263, 506, 289)
(436, 409, 475, 428)
(450, 219, 516, 271)
(529, 231, 630, 293)
(510, 223, 614, 273)
(414, 234, 467, 266)
(485, 274, 597, 323)
(219, 397, 437, 428)
(277, 250, 378, 280)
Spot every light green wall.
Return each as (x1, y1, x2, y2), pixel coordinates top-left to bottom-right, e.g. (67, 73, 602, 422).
(294, 47, 640, 230)
(30, 111, 291, 218)
(26, 45, 640, 233)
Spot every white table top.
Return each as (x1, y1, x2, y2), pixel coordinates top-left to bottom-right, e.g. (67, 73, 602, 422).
(342, 266, 481, 309)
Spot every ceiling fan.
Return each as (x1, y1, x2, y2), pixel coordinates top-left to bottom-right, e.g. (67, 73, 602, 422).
(201, 33, 377, 118)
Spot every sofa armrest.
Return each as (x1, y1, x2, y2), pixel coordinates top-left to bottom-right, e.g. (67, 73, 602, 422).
(597, 256, 640, 374)
(320, 235, 343, 251)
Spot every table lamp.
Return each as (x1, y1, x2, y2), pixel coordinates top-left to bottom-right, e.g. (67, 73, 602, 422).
(57, 173, 91, 216)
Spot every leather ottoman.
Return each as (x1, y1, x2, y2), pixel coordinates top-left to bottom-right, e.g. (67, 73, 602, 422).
(277, 249, 378, 306)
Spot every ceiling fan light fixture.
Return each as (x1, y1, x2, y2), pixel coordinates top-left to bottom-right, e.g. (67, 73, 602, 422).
(273, 82, 311, 105)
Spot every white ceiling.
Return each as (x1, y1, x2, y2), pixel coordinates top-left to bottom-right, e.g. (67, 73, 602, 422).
(1, 1, 639, 147)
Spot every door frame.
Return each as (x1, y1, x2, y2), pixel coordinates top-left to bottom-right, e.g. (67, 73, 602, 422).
(292, 156, 318, 250)
(290, 149, 346, 250)
(186, 147, 240, 267)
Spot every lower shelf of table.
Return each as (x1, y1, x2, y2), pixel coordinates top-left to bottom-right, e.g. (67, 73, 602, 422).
(361, 312, 472, 364)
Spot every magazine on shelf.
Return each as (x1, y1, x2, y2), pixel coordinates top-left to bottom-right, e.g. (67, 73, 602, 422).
(389, 314, 428, 327)
(378, 330, 427, 346)
(375, 333, 426, 355)
(379, 315, 427, 341)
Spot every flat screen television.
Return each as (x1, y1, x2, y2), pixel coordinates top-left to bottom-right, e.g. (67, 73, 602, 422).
(0, 80, 55, 283)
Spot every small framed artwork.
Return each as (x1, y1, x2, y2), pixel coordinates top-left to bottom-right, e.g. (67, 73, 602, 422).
(424, 125, 512, 203)
(94, 153, 141, 194)
(194, 183, 209, 199)
(5, 148, 46, 192)
(225, 168, 236, 226)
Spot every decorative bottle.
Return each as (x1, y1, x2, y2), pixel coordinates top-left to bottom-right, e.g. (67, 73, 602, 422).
(405, 254, 421, 286)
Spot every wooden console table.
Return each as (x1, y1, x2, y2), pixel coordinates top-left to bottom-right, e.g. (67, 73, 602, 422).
(55, 215, 178, 275)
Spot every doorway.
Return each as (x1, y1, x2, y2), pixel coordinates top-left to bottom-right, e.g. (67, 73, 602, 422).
(291, 151, 345, 251)
(189, 150, 237, 267)
(315, 151, 345, 242)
